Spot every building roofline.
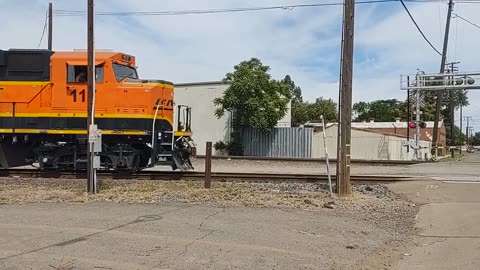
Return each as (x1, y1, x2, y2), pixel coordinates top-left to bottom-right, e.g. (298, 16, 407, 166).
(320, 123, 434, 142)
(174, 81, 228, 87)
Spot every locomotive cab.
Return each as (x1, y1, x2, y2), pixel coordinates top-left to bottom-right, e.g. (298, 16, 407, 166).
(0, 49, 195, 172)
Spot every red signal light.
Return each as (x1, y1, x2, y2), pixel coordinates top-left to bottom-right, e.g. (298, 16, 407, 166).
(409, 122, 416, 128)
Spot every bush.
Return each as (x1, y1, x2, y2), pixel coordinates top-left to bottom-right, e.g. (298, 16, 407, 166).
(225, 132, 243, 156)
(213, 134, 243, 156)
(214, 141, 226, 151)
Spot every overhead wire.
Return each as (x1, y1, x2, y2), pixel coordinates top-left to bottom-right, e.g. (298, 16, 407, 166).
(398, 0, 442, 55)
(453, 13, 480, 30)
(52, 0, 451, 17)
(37, 10, 48, 49)
(50, 0, 464, 58)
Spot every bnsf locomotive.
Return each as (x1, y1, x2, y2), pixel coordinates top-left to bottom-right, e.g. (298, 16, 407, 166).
(0, 49, 195, 172)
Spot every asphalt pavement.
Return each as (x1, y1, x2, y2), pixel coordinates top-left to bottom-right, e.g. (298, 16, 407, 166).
(389, 152, 480, 269)
(1, 153, 479, 269)
(0, 202, 402, 270)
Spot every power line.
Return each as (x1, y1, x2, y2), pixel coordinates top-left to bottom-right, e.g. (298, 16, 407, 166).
(52, 0, 449, 17)
(399, 0, 442, 55)
(37, 10, 48, 49)
(453, 13, 480, 30)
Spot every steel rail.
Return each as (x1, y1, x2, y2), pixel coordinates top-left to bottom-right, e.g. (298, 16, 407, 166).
(0, 168, 413, 183)
(192, 155, 424, 165)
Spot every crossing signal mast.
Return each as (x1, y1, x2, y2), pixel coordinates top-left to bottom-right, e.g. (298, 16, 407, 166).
(401, 71, 480, 159)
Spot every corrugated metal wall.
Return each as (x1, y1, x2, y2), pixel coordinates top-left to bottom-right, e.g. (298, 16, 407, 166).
(241, 127, 313, 158)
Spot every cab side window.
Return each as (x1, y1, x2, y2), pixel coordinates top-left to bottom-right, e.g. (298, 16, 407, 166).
(67, 65, 104, 83)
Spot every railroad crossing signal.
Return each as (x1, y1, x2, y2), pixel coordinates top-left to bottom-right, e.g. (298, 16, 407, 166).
(400, 71, 480, 91)
(408, 122, 426, 129)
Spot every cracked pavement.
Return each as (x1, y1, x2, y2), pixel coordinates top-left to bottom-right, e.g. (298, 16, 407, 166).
(0, 202, 402, 270)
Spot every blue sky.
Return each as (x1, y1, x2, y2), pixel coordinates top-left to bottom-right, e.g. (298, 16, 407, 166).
(1, 0, 479, 130)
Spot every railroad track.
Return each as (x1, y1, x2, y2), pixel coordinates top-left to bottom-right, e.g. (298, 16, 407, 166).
(194, 155, 426, 165)
(0, 168, 413, 183)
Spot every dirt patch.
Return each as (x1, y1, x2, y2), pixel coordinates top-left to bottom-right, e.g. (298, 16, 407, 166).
(0, 178, 417, 235)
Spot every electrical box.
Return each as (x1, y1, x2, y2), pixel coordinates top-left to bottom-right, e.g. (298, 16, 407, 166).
(88, 124, 102, 169)
(88, 124, 102, 153)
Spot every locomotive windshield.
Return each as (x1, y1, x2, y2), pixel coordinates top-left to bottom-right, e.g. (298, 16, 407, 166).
(113, 63, 138, 82)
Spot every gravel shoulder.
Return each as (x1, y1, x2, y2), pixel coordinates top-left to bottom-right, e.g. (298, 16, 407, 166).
(0, 177, 418, 269)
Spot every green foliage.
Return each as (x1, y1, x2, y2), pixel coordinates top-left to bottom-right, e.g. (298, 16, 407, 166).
(353, 99, 405, 122)
(214, 132, 244, 156)
(352, 95, 467, 124)
(214, 58, 292, 132)
(292, 98, 337, 126)
(421, 90, 469, 122)
(225, 131, 244, 156)
(213, 141, 226, 151)
(445, 125, 466, 146)
(469, 132, 480, 146)
(283, 74, 336, 126)
(283, 75, 303, 103)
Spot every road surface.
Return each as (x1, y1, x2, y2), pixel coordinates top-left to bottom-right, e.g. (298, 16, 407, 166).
(1, 153, 479, 269)
(389, 152, 480, 269)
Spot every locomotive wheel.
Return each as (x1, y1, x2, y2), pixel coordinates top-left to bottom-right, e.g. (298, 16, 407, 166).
(130, 153, 141, 172)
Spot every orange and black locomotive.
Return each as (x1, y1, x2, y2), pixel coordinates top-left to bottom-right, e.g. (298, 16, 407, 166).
(0, 49, 195, 172)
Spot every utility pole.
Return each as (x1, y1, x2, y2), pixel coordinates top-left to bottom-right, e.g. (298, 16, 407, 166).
(447, 62, 459, 147)
(48, 2, 53, 50)
(406, 83, 410, 153)
(87, 0, 97, 194)
(414, 73, 421, 160)
(336, 0, 355, 196)
(465, 116, 472, 142)
(415, 89, 421, 159)
(432, 0, 454, 157)
(460, 105, 463, 152)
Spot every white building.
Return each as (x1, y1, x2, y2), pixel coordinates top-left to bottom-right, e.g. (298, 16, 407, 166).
(310, 123, 432, 161)
(174, 81, 292, 155)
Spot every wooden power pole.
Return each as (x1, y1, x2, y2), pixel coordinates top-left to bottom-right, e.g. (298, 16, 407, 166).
(87, 0, 97, 193)
(432, 0, 454, 156)
(48, 2, 52, 50)
(460, 105, 463, 152)
(336, 0, 355, 195)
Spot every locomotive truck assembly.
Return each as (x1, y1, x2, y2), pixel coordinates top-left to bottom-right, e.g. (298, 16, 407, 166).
(0, 49, 195, 172)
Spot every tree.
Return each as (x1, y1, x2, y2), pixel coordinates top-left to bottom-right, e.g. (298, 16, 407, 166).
(283, 75, 303, 103)
(469, 132, 480, 146)
(214, 58, 291, 131)
(422, 89, 469, 122)
(292, 98, 337, 126)
(353, 99, 405, 122)
(213, 58, 291, 154)
(282, 75, 337, 126)
(445, 125, 466, 146)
